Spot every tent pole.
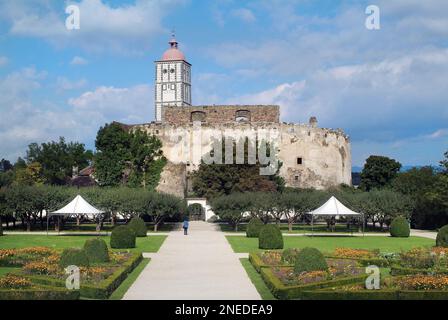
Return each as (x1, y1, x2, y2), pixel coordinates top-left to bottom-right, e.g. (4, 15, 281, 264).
(46, 214, 49, 236)
(311, 214, 314, 237)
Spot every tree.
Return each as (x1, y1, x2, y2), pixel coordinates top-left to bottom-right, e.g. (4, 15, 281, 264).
(360, 155, 401, 191)
(211, 193, 250, 231)
(440, 151, 448, 173)
(280, 190, 327, 232)
(95, 123, 164, 188)
(25, 137, 91, 185)
(0, 159, 13, 172)
(147, 193, 185, 232)
(14, 162, 44, 186)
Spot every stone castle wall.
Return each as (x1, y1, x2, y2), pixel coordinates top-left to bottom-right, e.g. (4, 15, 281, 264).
(131, 119, 351, 193)
(162, 105, 280, 125)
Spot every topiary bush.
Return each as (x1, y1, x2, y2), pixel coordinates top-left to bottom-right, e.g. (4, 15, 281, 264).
(390, 216, 410, 238)
(110, 225, 136, 249)
(294, 247, 328, 274)
(246, 218, 264, 238)
(436, 225, 448, 247)
(83, 238, 110, 263)
(59, 248, 89, 268)
(259, 224, 284, 249)
(281, 248, 300, 264)
(128, 217, 147, 237)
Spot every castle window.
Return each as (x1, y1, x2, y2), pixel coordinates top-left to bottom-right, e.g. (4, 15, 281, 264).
(162, 84, 167, 90)
(171, 84, 175, 90)
(235, 110, 251, 123)
(191, 111, 206, 123)
(295, 175, 299, 181)
(170, 68, 175, 73)
(163, 69, 168, 74)
(297, 157, 303, 165)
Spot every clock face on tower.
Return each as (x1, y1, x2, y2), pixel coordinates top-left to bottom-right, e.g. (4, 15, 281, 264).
(154, 34, 191, 122)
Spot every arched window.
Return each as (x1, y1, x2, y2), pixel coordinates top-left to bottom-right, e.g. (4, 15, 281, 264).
(235, 110, 251, 122)
(191, 111, 206, 123)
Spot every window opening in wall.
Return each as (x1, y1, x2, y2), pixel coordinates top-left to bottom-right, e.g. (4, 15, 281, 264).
(297, 157, 303, 165)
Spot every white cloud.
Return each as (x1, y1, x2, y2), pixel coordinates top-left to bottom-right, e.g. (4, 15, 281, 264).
(0, 67, 153, 160)
(1, 0, 184, 55)
(70, 56, 88, 66)
(232, 8, 256, 23)
(0, 56, 8, 67)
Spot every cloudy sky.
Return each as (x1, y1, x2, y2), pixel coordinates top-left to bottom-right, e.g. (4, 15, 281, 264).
(0, 0, 447, 168)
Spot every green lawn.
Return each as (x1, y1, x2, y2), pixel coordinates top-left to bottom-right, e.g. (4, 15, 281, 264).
(0, 267, 20, 278)
(227, 235, 434, 253)
(109, 258, 150, 300)
(4, 223, 175, 233)
(0, 235, 167, 253)
(220, 223, 386, 234)
(240, 258, 276, 300)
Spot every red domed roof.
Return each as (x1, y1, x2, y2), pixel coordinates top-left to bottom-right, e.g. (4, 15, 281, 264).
(161, 35, 186, 61)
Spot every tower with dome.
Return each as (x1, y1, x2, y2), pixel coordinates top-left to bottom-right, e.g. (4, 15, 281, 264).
(154, 33, 192, 122)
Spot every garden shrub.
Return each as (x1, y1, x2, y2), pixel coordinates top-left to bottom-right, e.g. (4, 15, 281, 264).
(128, 217, 147, 237)
(246, 218, 264, 238)
(110, 226, 136, 249)
(436, 225, 448, 247)
(294, 247, 328, 274)
(83, 238, 110, 263)
(259, 224, 284, 249)
(281, 248, 300, 264)
(390, 217, 410, 238)
(59, 248, 89, 268)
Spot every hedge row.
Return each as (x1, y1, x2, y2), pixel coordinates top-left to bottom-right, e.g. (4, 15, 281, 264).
(390, 265, 448, 276)
(248, 252, 290, 273)
(0, 285, 79, 300)
(324, 255, 391, 267)
(298, 289, 448, 300)
(260, 267, 367, 300)
(27, 252, 143, 299)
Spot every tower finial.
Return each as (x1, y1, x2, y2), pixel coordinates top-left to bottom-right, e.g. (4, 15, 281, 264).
(169, 29, 178, 49)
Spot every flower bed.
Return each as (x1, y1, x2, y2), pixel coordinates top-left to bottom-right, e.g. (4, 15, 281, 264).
(0, 246, 142, 299)
(391, 247, 448, 275)
(249, 252, 290, 272)
(325, 248, 391, 267)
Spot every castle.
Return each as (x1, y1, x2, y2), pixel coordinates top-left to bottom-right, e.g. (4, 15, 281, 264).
(123, 35, 352, 198)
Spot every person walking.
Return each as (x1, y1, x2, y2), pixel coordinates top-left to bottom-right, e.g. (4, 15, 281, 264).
(183, 218, 189, 235)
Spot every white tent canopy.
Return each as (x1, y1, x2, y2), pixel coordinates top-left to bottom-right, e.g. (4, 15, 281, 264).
(49, 195, 104, 218)
(307, 196, 364, 236)
(308, 196, 362, 217)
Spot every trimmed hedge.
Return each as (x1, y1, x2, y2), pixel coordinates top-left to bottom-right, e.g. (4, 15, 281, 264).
(246, 218, 264, 238)
(110, 225, 136, 249)
(28, 253, 143, 299)
(83, 238, 109, 263)
(0, 286, 79, 300)
(436, 225, 448, 247)
(260, 267, 366, 300)
(249, 252, 290, 273)
(324, 255, 391, 267)
(390, 217, 410, 238)
(294, 248, 328, 274)
(390, 265, 448, 276)
(259, 224, 284, 249)
(299, 289, 448, 300)
(59, 248, 89, 268)
(128, 217, 147, 237)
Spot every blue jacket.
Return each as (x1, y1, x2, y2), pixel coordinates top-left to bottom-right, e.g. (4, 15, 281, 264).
(183, 220, 189, 229)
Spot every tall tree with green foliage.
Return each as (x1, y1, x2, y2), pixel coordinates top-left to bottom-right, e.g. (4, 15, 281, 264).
(360, 155, 402, 191)
(25, 137, 92, 185)
(191, 138, 284, 198)
(95, 123, 164, 188)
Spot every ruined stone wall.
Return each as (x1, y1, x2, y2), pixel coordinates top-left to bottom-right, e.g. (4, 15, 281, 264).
(162, 105, 280, 125)
(133, 121, 352, 193)
(155, 161, 187, 198)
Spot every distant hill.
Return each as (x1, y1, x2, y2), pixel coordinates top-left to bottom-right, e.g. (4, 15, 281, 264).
(352, 165, 433, 173)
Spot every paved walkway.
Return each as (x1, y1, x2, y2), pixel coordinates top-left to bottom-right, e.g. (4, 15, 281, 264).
(123, 221, 260, 300)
